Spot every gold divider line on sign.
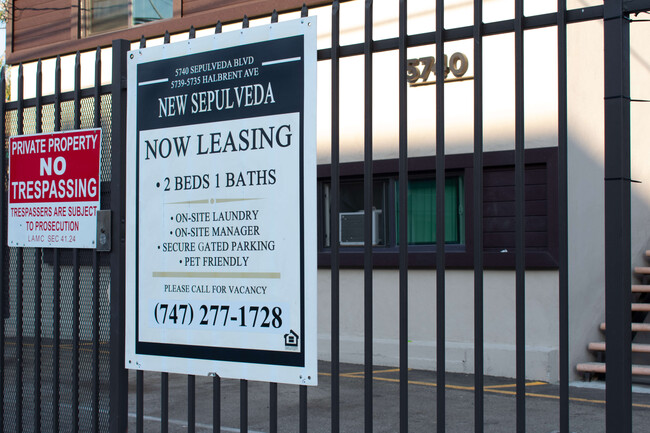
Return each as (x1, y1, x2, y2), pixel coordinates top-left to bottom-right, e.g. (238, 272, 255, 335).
(166, 198, 261, 205)
(152, 272, 281, 279)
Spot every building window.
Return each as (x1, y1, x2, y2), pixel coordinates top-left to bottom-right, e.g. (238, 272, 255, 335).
(322, 180, 388, 247)
(82, 0, 173, 36)
(316, 148, 559, 269)
(397, 177, 465, 245)
(320, 175, 465, 249)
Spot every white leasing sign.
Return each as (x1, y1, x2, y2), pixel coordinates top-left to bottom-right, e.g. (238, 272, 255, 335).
(125, 17, 317, 385)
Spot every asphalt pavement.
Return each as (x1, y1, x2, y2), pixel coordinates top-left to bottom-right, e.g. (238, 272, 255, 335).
(127, 361, 650, 432)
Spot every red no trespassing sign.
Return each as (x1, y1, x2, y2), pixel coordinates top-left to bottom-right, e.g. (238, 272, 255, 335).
(8, 129, 102, 248)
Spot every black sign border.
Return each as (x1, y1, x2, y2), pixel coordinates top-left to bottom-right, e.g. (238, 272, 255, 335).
(133, 35, 307, 369)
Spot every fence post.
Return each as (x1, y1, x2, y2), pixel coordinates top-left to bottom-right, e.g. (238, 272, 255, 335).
(603, 0, 632, 431)
(110, 39, 130, 433)
(0, 65, 6, 433)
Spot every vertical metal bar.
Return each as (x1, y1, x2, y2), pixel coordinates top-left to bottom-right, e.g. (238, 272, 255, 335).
(398, 1, 409, 432)
(435, 0, 446, 431)
(136, 371, 143, 433)
(162, 372, 169, 433)
(557, 1, 569, 432)
(16, 62, 24, 433)
(188, 375, 196, 433)
(604, 1, 631, 431)
(91, 246, 99, 433)
(36, 62, 42, 135)
(300, 385, 308, 433)
(93, 46, 102, 433)
(34, 104, 43, 433)
(363, 0, 374, 432)
(267, 48, 281, 433)
(55, 57, 61, 133)
(53, 249, 61, 433)
(213, 376, 221, 433)
(473, 1, 484, 432)
(0, 64, 5, 433)
(514, 0, 526, 431)
(72, 50, 81, 433)
(269, 382, 277, 433)
(53, 55, 62, 433)
(110, 39, 130, 433)
(74, 52, 81, 131)
(72, 249, 80, 433)
(34, 58, 43, 433)
(240, 380, 248, 433)
(17, 64, 23, 130)
(94, 52, 102, 117)
(331, 2, 341, 433)
(16, 251, 23, 432)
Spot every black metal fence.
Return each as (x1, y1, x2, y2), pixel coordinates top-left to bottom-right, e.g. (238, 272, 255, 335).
(0, 45, 122, 432)
(0, 0, 646, 432)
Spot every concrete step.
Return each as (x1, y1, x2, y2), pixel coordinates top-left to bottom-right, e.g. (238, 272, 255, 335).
(635, 266, 650, 275)
(632, 303, 650, 312)
(632, 284, 650, 293)
(588, 342, 650, 353)
(600, 322, 650, 332)
(576, 362, 650, 376)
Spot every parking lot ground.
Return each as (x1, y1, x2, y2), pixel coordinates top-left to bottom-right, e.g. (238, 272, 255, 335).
(128, 361, 650, 432)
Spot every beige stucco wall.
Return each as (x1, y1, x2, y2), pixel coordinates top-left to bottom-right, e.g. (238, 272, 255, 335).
(318, 269, 560, 382)
(309, 0, 650, 383)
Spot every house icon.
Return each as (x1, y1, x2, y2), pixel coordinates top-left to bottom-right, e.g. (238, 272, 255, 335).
(284, 330, 299, 347)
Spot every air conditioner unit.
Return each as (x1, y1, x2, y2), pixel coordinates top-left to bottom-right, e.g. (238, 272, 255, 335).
(339, 210, 381, 246)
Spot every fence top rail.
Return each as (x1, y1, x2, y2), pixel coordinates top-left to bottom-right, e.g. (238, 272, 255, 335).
(5, 2, 616, 107)
(7, 1, 615, 68)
